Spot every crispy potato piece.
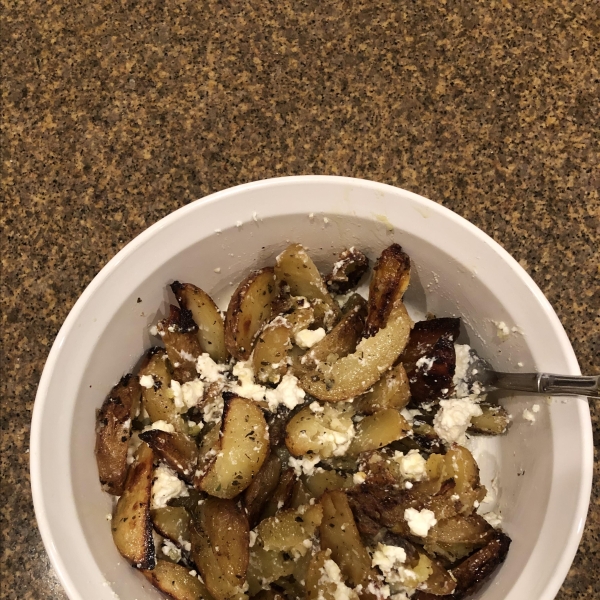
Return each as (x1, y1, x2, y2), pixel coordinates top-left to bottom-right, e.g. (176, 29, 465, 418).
(285, 404, 355, 458)
(305, 550, 359, 600)
(151, 506, 191, 547)
(190, 498, 249, 600)
(325, 247, 370, 295)
(257, 504, 323, 557)
(141, 559, 214, 600)
(417, 554, 456, 596)
(260, 467, 297, 520)
(139, 347, 185, 431)
(247, 544, 296, 595)
(95, 373, 141, 495)
(157, 305, 203, 383)
(393, 420, 444, 455)
(303, 469, 352, 497)
(347, 409, 410, 456)
(252, 316, 293, 384)
(195, 394, 269, 499)
(172, 281, 229, 363)
(299, 299, 412, 402)
(244, 453, 282, 527)
(225, 267, 278, 360)
(354, 363, 411, 415)
(320, 490, 373, 587)
(289, 478, 315, 508)
(139, 430, 199, 483)
(111, 442, 155, 569)
(427, 514, 494, 546)
(364, 244, 411, 338)
(275, 244, 341, 329)
(285, 301, 315, 334)
(400, 317, 460, 404)
(444, 445, 486, 514)
(469, 403, 510, 435)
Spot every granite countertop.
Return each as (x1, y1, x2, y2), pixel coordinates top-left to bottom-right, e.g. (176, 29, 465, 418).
(2, 0, 598, 598)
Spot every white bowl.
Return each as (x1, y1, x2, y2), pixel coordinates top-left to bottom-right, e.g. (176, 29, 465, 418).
(31, 175, 592, 600)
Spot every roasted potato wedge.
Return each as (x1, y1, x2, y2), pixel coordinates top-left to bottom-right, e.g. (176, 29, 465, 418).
(303, 469, 352, 497)
(299, 298, 412, 402)
(139, 429, 199, 483)
(427, 514, 494, 547)
(172, 281, 229, 363)
(354, 362, 411, 415)
(225, 267, 278, 360)
(400, 317, 460, 404)
(320, 490, 373, 587)
(139, 347, 185, 431)
(190, 498, 249, 600)
(325, 247, 370, 295)
(393, 420, 444, 455)
(443, 445, 486, 514)
(195, 394, 269, 498)
(469, 403, 510, 435)
(244, 453, 282, 527)
(157, 304, 203, 383)
(305, 550, 359, 600)
(284, 300, 315, 334)
(252, 316, 293, 384)
(364, 244, 411, 338)
(289, 477, 315, 508)
(151, 506, 191, 548)
(247, 544, 296, 595)
(275, 244, 341, 329)
(347, 408, 410, 456)
(260, 467, 297, 520)
(141, 559, 214, 600)
(111, 442, 155, 569)
(95, 373, 141, 495)
(285, 404, 355, 458)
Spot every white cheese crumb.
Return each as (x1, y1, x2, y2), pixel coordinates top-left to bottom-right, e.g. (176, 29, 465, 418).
(517, 361, 524, 367)
(214, 267, 221, 273)
(265, 373, 306, 412)
(308, 213, 315, 220)
(196, 353, 228, 383)
(433, 397, 482, 445)
(151, 464, 189, 509)
(249, 531, 257, 548)
(404, 508, 437, 537)
(162, 539, 182, 563)
(230, 360, 267, 402)
(404, 481, 413, 489)
(492, 320, 510, 340)
(323, 217, 330, 224)
(143, 420, 175, 433)
(371, 543, 420, 587)
(482, 511, 503, 527)
(353, 472, 367, 485)
(319, 559, 358, 600)
(309, 401, 324, 413)
(294, 327, 327, 349)
(288, 454, 321, 477)
(453, 344, 473, 398)
(105, 513, 113, 521)
(149, 325, 158, 336)
(171, 378, 205, 411)
(415, 356, 435, 374)
(522, 408, 536, 423)
(532, 404, 540, 413)
(236, 221, 243, 227)
(393, 450, 427, 481)
(139, 374, 155, 389)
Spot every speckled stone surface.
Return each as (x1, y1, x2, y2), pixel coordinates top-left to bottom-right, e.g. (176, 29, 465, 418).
(1, 0, 598, 598)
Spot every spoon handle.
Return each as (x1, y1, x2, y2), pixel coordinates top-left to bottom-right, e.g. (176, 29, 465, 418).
(491, 372, 599, 398)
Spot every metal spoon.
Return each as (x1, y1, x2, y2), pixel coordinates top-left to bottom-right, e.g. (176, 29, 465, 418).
(464, 350, 599, 398)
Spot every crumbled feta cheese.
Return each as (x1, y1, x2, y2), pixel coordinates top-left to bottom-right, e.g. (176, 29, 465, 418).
(214, 267, 221, 273)
(236, 221, 243, 227)
(353, 472, 367, 485)
(323, 217, 330, 225)
(196, 353, 228, 383)
(249, 531, 257, 548)
(151, 464, 189, 509)
(105, 513, 113, 521)
(404, 508, 437, 537)
(230, 360, 267, 402)
(171, 378, 205, 411)
(532, 404, 540, 413)
(404, 481, 413, 489)
(371, 543, 418, 587)
(415, 356, 435, 374)
(522, 408, 536, 423)
(265, 373, 306, 412)
(310, 401, 324, 413)
(492, 320, 510, 340)
(162, 539, 182, 562)
(433, 397, 483, 445)
(289, 454, 321, 477)
(453, 344, 473, 398)
(294, 328, 326, 349)
(149, 325, 158, 336)
(393, 450, 427, 481)
(482, 511, 503, 527)
(202, 395, 224, 424)
(319, 559, 358, 600)
(143, 420, 175, 433)
(139, 374, 155, 389)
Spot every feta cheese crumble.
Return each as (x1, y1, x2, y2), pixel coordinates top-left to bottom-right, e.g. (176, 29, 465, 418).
(230, 361, 267, 402)
(433, 397, 482, 445)
(264, 373, 306, 412)
(492, 320, 510, 340)
(453, 344, 473, 398)
(404, 508, 437, 537)
(294, 327, 326, 349)
(288, 454, 321, 477)
(319, 559, 358, 600)
(371, 543, 419, 587)
(393, 450, 427, 481)
(143, 420, 175, 433)
(415, 356, 435, 374)
(522, 408, 536, 423)
(196, 353, 228, 383)
(171, 378, 205, 411)
(139, 374, 155, 389)
(151, 464, 189, 509)
(353, 472, 367, 485)
(162, 539, 182, 562)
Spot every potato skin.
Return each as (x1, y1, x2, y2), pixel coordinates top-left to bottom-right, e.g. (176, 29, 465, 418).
(354, 362, 411, 415)
(141, 559, 214, 600)
(139, 429, 199, 484)
(325, 247, 370, 295)
(95, 373, 141, 495)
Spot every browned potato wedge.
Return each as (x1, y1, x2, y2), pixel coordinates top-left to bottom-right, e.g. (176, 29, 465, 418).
(417, 554, 456, 596)
(320, 490, 373, 587)
(285, 301, 315, 334)
(141, 559, 214, 600)
(364, 244, 411, 338)
(111, 442, 155, 569)
(285, 404, 355, 458)
(190, 498, 249, 600)
(195, 394, 269, 498)
(157, 305, 203, 383)
(299, 298, 412, 402)
(347, 408, 410, 456)
(95, 373, 141, 495)
(304, 469, 352, 497)
(257, 504, 323, 557)
(305, 551, 330, 600)
(325, 247, 370, 294)
(139, 429, 198, 483)
(400, 317, 460, 404)
(427, 514, 494, 546)
(394, 420, 444, 455)
(244, 453, 282, 527)
(252, 316, 292, 384)
(225, 267, 278, 360)
(275, 244, 341, 329)
(469, 403, 511, 435)
(172, 281, 229, 363)
(260, 467, 296, 520)
(444, 445, 486, 514)
(354, 363, 411, 415)
(139, 347, 186, 431)
(247, 544, 296, 595)
(289, 478, 315, 508)
(151, 506, 191, 547)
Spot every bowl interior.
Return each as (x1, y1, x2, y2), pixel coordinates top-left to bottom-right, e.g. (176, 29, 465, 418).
(31, 177, 591, 600)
